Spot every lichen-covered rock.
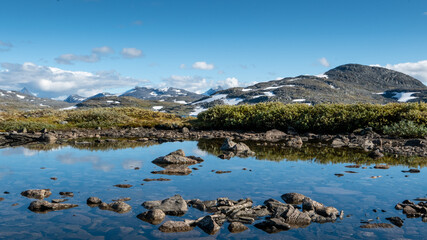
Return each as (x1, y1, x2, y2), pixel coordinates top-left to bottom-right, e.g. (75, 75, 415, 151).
(21, 189, 52, 199)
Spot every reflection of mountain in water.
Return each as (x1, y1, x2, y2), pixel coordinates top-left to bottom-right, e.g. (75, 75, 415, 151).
(197, 139, 427, 168)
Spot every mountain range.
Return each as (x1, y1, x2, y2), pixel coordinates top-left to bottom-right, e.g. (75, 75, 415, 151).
(1, 64, 426, 114)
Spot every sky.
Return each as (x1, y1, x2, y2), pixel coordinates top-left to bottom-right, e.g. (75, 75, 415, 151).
(0, 0, 427, 99)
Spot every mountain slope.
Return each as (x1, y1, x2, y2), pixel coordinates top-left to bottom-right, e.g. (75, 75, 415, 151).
(0, 89, 73, 111)
(64, 94, 86, 103)
(120, 86, 203, 103)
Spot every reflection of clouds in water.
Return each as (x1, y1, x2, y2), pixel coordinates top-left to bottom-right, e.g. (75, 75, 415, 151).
(315, 187, 361, 195)
(56, 154, 114, 172)
(122, 159, 143, 170)
(192, 148, 208, 157)
(2, 147, 39, 157)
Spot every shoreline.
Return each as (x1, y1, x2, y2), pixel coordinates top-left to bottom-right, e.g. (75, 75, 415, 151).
(1, 127, 426, 157)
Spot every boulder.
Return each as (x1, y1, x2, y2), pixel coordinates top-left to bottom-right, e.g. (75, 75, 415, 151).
(21, 189, 52, 199)
(28, 200, 78, 213)
(159, 221, 193, 233)
(87, 197, 102, 205)
(152, 149, 202, 165)
(386, 217, 404, 227)
(281, 192, 306, 204)
(197, 215, 221, 235)
(99, 201, 131, 213)
(265, 129, 287, 141)
(142, 194, 188, 216)
(220, 138, 254, 155)
(281, 205, 311, 227)
(137, 209, 165, 225)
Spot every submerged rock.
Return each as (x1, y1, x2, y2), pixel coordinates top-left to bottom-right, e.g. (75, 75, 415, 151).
(21, 189, 52, 199)
(51, 199, 68, 203)
(87, 197, 102, 205)
(386, 217, 404, 227)
(137, 209, 166, 225)
(99, 201, 131, 213)
(142, 194, 188, 216)
(255, 218, 291, 233)
(151, 165, 192, 175)
(228, 222, 248, 233)
(158, 221, 193, 233)
(143, 178, 171, 182)
(114, 184, 132, 188)
(360, 223, 394, 228)
(59, 192, 74, 197)
(28, 200, 78, 213)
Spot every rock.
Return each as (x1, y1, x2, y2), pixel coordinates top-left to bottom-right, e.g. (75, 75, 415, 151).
(215, 170, 231, 174)
(374, 164, 389, 169)
(87, 197, 102, 205)
(99, 201, 131, 213)
(317, 206, 339, 218)
(302, 197, 324, 212)
(151, 165, 192, 175)
(28, 200, 78, 213)
(220, 138, 254, 155)
(345, 165, 360, 168)
(197, 215, 221, 235)
(386, 217, 404, 227)
(51, 199, 68, 203)
(228, 222, 248, 233)
(143, 178, 171, 182)
(158, 221, 193, 233)
(142, 194, 188, 216)
(137, 209, 166, 225)
(112, 197, 131, 202)
(286, 136, 303, 148)
(50, 177, 57, 180)
(360, 223, 394, 228)
(335, 173, 344, 177)
(59, 192, 74, 197)
(181, 127, 190, 133)
(188, 199, 206, 211)
(281, 192, 306, 204)
(0, 197, 4, 201)
(40, 133, 57, 143)
(114, 184, 132, 188)
(21, 189, 52, 199)
(403, 205, 418, 216)
(369, 149, 384, 159)
(414, 198, 427, 201)
(363, 139, 375, 150)
(331, 138, 346, 148)
(281, 205, 311, 227)
(254, 218, 291, 233)
(409, 169, 420, 173)
(265, 129, 287, 141)
(264, 198, 289, 214)
(152, 149, 200, 165)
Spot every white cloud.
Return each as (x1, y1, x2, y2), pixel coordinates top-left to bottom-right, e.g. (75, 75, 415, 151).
(217, 77, 239, 89)
(55, 46, 114, 64)
(376, 60, 427, 85)
(92, 46, 114, 54)
(319, 57, 330, 67)
(0, 62, 149, 98)
(192, 61, 214, 70)
(0, 40, 13, 52)
(162, 75, 240, 93)
(121, 48, 143, 58)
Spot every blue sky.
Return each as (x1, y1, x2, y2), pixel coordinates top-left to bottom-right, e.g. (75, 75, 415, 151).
(1, 0, 427, 98)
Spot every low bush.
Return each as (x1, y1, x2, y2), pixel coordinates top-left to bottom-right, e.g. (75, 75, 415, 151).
(383, 120, 427, 138)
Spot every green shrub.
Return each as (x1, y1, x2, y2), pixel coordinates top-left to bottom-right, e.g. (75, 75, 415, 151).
(0, 121, 57, 132)
(197, 102, 427, 136)
(383, 120, 427, 138)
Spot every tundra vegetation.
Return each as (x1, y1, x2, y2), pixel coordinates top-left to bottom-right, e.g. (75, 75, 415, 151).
(0, 103, 426, 138)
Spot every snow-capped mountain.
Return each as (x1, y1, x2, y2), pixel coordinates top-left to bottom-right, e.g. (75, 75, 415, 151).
(64, 94, 86, 103)
(202, 86, 224, 96)
(120, 86, 203, 103)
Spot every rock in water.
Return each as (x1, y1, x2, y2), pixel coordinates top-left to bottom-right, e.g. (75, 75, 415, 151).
(142, 194, 188, 216)
(152, 149, 202, 165)
(28, 200, 78, 213)
(386, 217, 404, 227)
(87, 197, 102, 205)
(158, 221, 193, 233)
(137, 209, 166, 225)
(197, 215, 221, 235)
(21, 189, 52, 199)
(228, 222, 248, 233)
(360, 223, 394, 228)
(99, 201, 131, 213)
(281, 192, 306, 204)
(255, 218, 291, 233)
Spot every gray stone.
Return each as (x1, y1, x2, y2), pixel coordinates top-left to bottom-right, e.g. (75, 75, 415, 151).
(99, 201, 131, 213)
(21, 189, 52, 199)
(254, 218, 291, 233)
(142, 194, 188, 216)
(360, 223, 394, 228)
(197, 215, 221, 235)
(152, 150, 200, 165)
(159, 221, 193, 233)
(137, 209, 165, 225)
(87, 197, 102, 205)
(281, 192, 306, 204)
(28, 200, 78, 213)
(281, 205, 311, 227)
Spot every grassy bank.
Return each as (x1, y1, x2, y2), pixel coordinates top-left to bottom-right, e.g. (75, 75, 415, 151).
(0, 107, 189, 132)
(196, 102, 427, 137)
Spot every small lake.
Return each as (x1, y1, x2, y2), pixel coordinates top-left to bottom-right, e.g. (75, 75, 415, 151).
(0, 139, 426, 239)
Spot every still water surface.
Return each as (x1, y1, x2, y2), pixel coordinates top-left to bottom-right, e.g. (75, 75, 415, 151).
(0, 140, 426, 239)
